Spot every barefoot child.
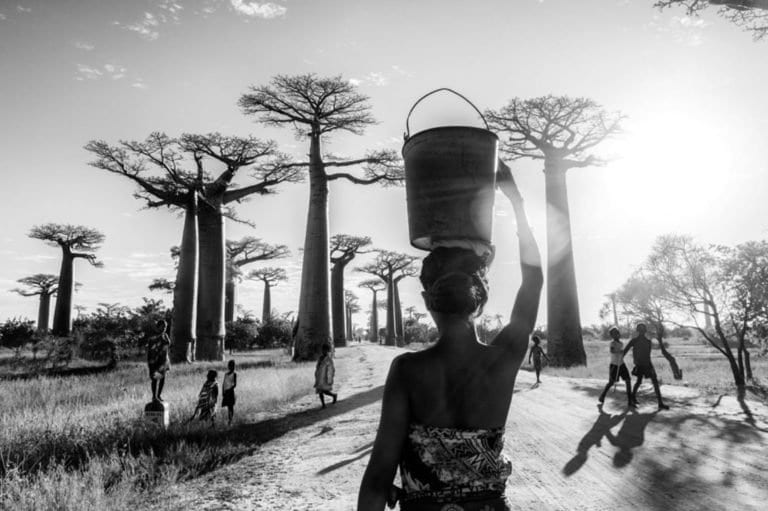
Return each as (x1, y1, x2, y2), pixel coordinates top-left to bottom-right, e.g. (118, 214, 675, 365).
(221, 360, 237, 425)
(598, 327, 633, 407)
(528, 335, 549, 384)
(189, 370, 218, 426)
(314, 344, 338, 408)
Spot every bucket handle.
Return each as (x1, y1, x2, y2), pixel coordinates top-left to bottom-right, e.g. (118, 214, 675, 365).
(404, 88, 489, 140)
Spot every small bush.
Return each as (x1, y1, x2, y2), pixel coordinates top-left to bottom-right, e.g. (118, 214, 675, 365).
(0, 318, 36, 354)
(255, 316, 293, 349)
(225, 317, 259, 351)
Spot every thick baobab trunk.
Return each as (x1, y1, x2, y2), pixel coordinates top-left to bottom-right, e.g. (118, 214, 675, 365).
(171, 200, 198, 363)
(394, 280, 404, 346)
(262, 281, 272, 323)
(331, 262, 347, 348)
(385, 277, 396, 346)
(52, 252, 75, 337)
(370, 290, 379, 343)
(225, 277, 236, 324)
(543, 162, 586, 366)
(196, 200, 226, 361)
(295, 133, 331, 360)
(37, 293, 51, 333)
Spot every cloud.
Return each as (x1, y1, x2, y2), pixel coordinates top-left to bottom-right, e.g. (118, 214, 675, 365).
(16, 5, 31, 13)
(229, 1, 287, 19)
(131, 79, 148, 90)
(75, 63, 129, 81)
(349, 72, 390, 88)
(124, 12, 160, 40)
(0, 13, 7, 21)
(74, 41, 95, 51)
(75, 64, 103, 81)
(15, 254, 57, 263)
(646, 13, 710, 47)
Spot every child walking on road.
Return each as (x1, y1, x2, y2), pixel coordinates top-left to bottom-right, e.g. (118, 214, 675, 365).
(623, 324, 669, 411)
(529, 335, 550, 384)
(598, 327, 633, 407)
(314, 344, 338, 408)
(222, 360, 237, 425)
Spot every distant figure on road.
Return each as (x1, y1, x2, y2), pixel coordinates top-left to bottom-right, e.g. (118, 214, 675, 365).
(358, 160, 543, 511)
(189, 369, 218, 425)
(147, 319, 171, 402)
(623, 324, 669, 410)
(598, 327, 633, 407)
(314, 344, 338, 408)
(528, 335, 550, 383)
(221, 360, 237, 425)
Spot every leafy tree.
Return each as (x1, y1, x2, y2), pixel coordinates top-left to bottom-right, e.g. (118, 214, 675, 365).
(359, 279, 386, 343)
(655, 0, 768, 40)
(357, 250, 417, 346)
(642, 235, 768, 388)
(330, 234, 372, 347)
(226, 237, 289, 323)
(225, 317, 259, 352)
(149, 278, 175, 294)
(239, 74, 403, 360)
(247, 267, 288, 322)
(486, 99, 624, 367)
(11, 274, 58, 332)
(28, 224, 104, 337)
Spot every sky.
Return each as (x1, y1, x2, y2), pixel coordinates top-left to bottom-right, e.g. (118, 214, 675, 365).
(1, 0, 767, 332)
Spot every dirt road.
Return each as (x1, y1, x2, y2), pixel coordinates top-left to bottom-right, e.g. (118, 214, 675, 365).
(153, 344, 768, 510)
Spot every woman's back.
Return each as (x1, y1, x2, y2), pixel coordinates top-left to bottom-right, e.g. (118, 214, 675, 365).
(400, 334, 526, 429)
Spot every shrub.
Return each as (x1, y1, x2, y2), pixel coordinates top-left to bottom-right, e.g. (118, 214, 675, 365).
(225, 318, 259, 351)
(255, 316, 293, 349)
(0, 318, 36, 354)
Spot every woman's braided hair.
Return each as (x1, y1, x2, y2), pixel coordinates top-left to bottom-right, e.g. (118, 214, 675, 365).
(419, 247, 490, 316)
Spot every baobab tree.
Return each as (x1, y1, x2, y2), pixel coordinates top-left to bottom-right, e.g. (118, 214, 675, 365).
(655, 0, 768, 40)
(239, 74, 403, 360)
(330, 234, 372, 347)
(486, 98, 624, 367)
(28, 224, 104, 337)
(87, 133, 300, 361)
(226, 237, 289, 323)
(344, 290, 360, 341)
(11, 274, 58, 332)
(359, 279, 386, 343)
(247, 267, 288, 323)
(393, 263, 419, 343)
(357, 250, 417, 346)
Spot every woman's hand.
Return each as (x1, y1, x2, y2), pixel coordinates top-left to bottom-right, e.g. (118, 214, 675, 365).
(496, 159, 522, 204)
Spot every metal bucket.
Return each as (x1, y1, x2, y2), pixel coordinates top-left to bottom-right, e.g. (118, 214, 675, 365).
(402, 88, 498, 252)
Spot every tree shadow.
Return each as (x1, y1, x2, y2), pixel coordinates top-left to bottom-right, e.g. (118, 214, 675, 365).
(315, 442, 374, 476)
(562, 405, 627, 476)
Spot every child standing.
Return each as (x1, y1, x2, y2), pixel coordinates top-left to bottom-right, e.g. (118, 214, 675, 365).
(189, 369, 218, 426)
(314, 344, 338, 408)
(528, 335, 550, 384)
(598, 327, 633, 407)
(221, 360, 237, 425)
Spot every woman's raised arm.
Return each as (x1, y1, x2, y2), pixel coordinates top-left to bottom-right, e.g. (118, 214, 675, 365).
(492, 160, 543, 352)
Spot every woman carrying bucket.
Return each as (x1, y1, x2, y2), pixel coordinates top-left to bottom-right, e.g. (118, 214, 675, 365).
(358, 89, 543, 511)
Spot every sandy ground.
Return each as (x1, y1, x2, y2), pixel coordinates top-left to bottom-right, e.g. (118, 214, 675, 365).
(151, 344, 768, 511)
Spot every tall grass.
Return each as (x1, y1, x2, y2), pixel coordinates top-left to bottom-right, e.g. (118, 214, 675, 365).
(0, 349, 326, 510)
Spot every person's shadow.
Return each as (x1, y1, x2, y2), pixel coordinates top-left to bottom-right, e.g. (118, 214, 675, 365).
(562, 405, 627, 476)
(605, 410, 657, 468)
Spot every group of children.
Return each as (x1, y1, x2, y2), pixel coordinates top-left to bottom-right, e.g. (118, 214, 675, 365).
(528, 323, 669, 410)
(147, 318, 340, 428)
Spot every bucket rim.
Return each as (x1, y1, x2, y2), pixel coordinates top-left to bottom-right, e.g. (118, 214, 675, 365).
(402, 125, 498, 152)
